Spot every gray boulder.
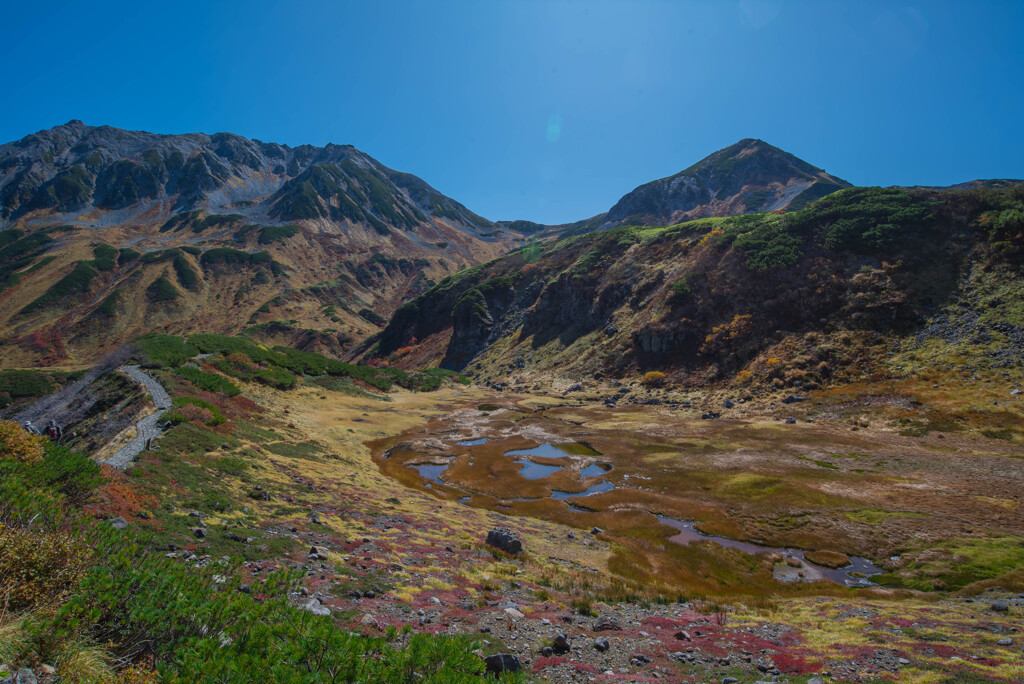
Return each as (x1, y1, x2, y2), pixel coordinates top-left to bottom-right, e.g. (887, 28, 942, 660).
(593, 614, 621, 631)
(485, 528, 522, 555)
(302, 598, 331, 616)
(483, 653, 522, 675)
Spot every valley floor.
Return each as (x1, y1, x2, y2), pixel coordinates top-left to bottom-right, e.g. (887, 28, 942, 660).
(99, 372, 1024, 683)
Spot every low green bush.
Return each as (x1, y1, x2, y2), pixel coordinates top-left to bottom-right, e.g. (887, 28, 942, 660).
(20, 261, 98, 314)
(173, 366, 241, 396)
(146, 275, 180, 302)
(134, 334, 199, 368)
(169, 396, 226, 426)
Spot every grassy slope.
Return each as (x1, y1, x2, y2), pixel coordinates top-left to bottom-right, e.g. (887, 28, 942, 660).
(0, 208, 514, 367)
(377, 185, 1024, 397)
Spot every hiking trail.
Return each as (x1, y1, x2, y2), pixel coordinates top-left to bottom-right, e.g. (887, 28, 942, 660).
(103, 365, 172, 469)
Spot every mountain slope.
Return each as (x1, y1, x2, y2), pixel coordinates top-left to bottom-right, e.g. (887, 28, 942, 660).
(499, 139, 852, 238)
(601, 138, 850, 228)
(375, 183, 1024, 390)
(0, 121, 526, 365)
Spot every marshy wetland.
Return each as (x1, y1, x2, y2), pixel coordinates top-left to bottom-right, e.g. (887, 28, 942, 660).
(375, 394, 1024, 597)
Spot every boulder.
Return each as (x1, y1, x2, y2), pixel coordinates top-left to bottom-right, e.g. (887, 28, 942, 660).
(15, 670, 38, 684)
(485, 528, 522, 555)
(192, 527, 206, 539)
(594, 637, 610, 652)
(109, 517, 129, 530)
(593, 615, 622, 631)
(552, 632, 571, 654)
(990, 600, 1009, 612)
(483, 653, 522, 675)
(302, 598, 331, 616)
(783, 395, 805, 404)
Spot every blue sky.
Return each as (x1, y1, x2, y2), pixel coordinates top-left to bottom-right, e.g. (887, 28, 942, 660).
(2, 1, 1021, 224)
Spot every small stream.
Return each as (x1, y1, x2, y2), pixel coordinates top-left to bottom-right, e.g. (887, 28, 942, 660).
(657, 516, 883, 586)
(551, 481, 616, 499)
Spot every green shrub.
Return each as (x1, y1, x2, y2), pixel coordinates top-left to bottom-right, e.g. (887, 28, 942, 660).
(667, 278, 694, 306)
(146, 275, 180, 302)
(173, 367, 241, 396)
(134, 334, 199, 368)
(95, 290, 120, 317)
(168, 396, 226, 426)
(21, 261, 98, 314)
(786, 187, 934, 252)
(257, 225, 300, 244)
(734, 222, 805, 270)
(92, 243, 118, 272)
(172, 252, 198, 290)
(358, 308, 387, 326)
(0, 369, 57, 398)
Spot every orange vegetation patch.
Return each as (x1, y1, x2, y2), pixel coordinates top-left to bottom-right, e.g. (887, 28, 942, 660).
(85, 464, 159, 520)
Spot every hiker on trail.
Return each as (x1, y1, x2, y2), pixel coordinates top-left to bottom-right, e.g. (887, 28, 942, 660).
(23, 420, 41, 435)
(46, 419, 63, 441)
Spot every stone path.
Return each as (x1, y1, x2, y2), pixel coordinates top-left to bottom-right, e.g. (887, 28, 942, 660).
(103, 365, 172, 469)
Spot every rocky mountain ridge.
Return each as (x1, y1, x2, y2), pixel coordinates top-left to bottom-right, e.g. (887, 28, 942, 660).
(0, 121, 532, 366)
(0, 120, 495, 234)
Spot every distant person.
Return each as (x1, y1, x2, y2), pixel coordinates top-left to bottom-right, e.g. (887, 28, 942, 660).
(46, 419, 63, 441)
(23, 420, 41, 435)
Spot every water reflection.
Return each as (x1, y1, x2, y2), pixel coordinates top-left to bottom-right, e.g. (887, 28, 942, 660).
(657, 516, 882, 586)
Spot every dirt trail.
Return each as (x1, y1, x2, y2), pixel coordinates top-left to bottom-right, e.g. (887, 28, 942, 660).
(103, 365, 172, 469)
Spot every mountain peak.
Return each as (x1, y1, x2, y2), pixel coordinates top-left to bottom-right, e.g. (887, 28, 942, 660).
(603, 140, 850, 227)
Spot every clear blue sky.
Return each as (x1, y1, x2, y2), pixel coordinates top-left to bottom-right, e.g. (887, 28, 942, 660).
(2, 1, 1021, 224)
